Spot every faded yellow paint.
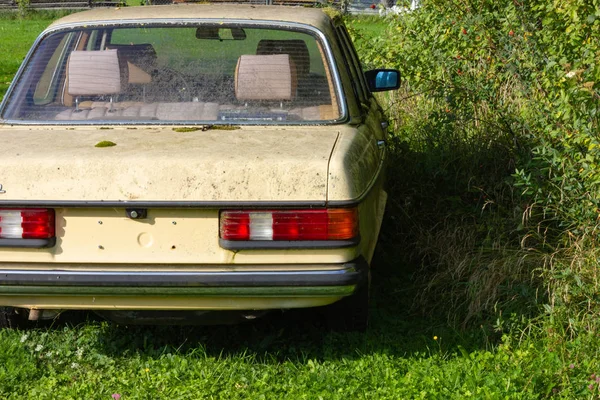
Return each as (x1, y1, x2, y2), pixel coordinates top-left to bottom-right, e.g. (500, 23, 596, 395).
(0, 126, 336, 202)
(327, 125, 383, 201)
(47, 5, 334, 33)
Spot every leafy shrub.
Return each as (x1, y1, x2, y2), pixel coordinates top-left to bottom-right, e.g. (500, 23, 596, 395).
(349, 0, 600, 326)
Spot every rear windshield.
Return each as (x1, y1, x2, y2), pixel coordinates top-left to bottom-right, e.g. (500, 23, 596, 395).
(2, 23, 341, 124)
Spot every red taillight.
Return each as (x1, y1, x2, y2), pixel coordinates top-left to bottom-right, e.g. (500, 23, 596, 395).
(272, 210, 328, 240)
(220, 211, 251, 240)
(220, 208, 358, 241)
(0, 209, 55, 239)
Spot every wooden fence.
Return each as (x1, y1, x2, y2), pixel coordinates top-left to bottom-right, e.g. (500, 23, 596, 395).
(0, 0, 121, 10)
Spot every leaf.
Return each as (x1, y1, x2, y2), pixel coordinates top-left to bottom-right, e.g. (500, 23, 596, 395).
(95, 141, 116, 148)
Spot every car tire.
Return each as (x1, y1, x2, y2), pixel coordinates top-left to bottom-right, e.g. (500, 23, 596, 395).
(0, 307, 28, 329)
(322, 272, 370, 332)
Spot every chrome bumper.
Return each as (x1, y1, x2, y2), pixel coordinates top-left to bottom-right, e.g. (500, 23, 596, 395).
(0, 258, 368, 297)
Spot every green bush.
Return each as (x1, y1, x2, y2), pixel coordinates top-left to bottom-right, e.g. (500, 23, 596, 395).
(349, 0, 600, 327)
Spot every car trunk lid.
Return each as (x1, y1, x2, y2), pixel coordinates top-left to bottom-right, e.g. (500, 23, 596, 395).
(0, 125, 343, 265)
(0, 125, 338, 202)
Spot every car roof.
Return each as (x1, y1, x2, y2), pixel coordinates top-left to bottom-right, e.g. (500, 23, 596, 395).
(48, 4, 335, 31)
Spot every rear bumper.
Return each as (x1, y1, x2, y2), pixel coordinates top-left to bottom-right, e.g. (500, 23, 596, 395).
(0, 258, 368, 309)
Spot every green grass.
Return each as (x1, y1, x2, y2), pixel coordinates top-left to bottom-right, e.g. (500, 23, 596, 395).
(1, 231, 598, 398)
(1, 261, 596, 399)
(0, 17, 54, 99)
(1, 278, 599, 399)
(346, 15, 387, 40)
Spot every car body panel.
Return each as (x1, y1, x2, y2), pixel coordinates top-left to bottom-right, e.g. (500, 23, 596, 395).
(0, 208, 363, 264)
(45, 5, 336, 32)
(0, 125, 337, 202)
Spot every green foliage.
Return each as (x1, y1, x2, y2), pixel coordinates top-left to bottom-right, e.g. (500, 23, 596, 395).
(16, 0, 30, 16)
(0, 312, 599, 399)
(349, 0, 600, 326)
(172, 127, 203, 132)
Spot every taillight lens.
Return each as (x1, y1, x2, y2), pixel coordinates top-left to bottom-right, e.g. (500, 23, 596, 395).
(220, 208, 358, 241)
(0, 209, 55, 239)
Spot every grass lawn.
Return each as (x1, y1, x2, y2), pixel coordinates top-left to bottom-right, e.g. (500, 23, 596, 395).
(1, 11, 599, 399)
(1, 252, 578, 399)
(2, 251, 594, 398)
(0, 17, 54, 99)
(346, 15, 387, 39)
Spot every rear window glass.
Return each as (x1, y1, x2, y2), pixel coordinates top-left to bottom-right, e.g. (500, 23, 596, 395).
(2, 24, 340, 124)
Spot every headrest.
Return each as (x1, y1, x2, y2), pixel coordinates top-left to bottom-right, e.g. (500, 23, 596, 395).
(105, 44, 156, 85)
(235, 54, 297, 101)
(67, 50, 128, 96)
(105, 44, 157, 71)
(256, 39, 310, 76)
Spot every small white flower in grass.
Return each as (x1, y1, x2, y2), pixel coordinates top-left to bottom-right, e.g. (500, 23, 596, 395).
(20, 334, 29, 343)
(34, 344, 43, 352)
(566, 71, 576, 78)
(76, 347, 84, 359)
(71, 362, 79, 369)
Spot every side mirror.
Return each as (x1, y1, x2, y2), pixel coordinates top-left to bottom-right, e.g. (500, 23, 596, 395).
(364, 69, 400, 92)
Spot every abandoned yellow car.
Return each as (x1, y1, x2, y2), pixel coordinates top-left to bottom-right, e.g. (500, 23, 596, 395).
(0, 5, 399, 329)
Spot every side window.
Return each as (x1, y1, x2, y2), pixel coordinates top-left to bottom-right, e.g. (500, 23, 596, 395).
(332, 27, 363, 106)
(33, 32, 76, 105)
(337, 26, 371, 100)
(334, 25, 369, 106)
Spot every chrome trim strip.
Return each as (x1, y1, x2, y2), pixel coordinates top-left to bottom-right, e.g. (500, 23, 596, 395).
(0, 238, 56, 249)
(0, 260, 367, 288)
(219, 236, 360, 250)
(1, 18, 347, 125)
(0, 285, 356, 297)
